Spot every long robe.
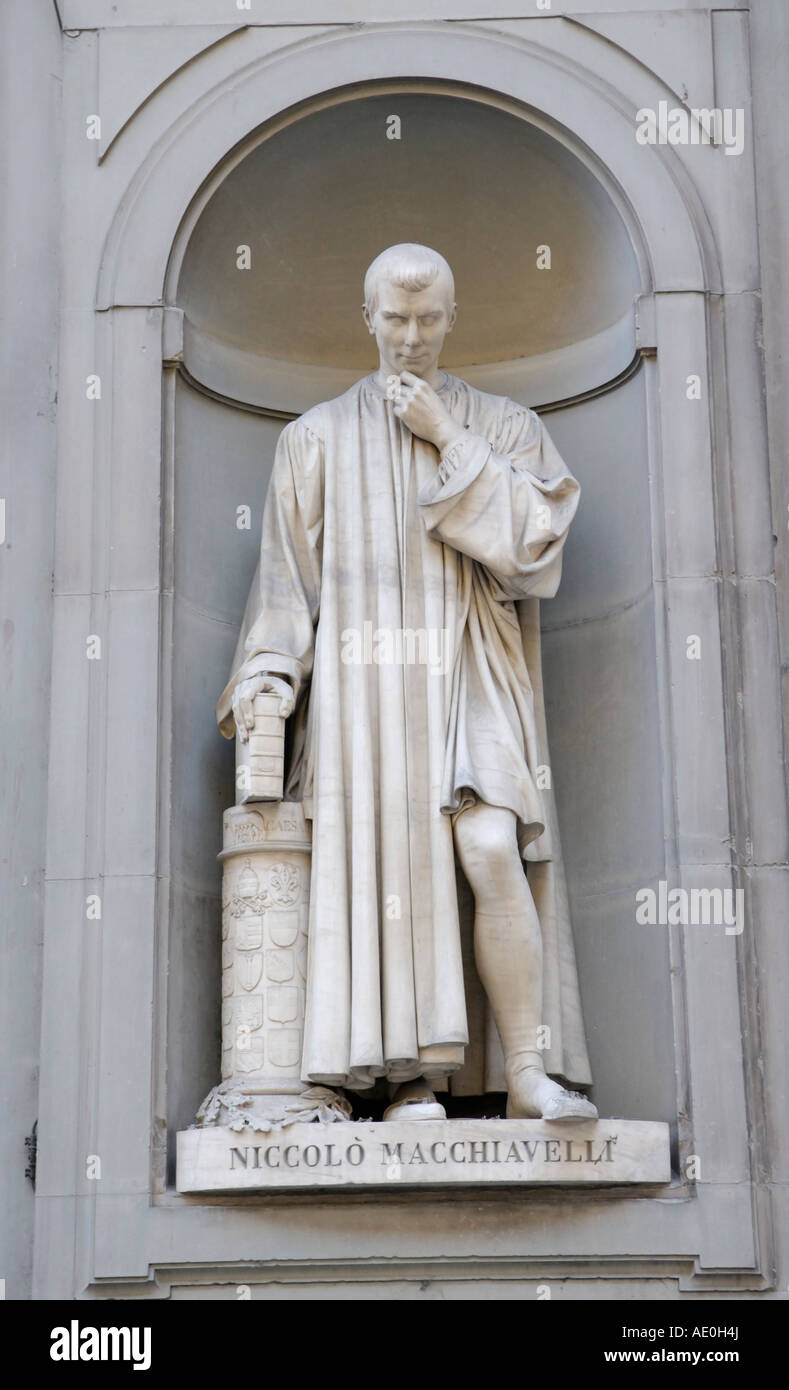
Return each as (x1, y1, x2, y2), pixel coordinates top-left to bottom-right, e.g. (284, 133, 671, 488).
(217, 372, 593, 1091)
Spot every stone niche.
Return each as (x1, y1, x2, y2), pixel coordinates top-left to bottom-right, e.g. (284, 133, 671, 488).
(166, 85, 675, 1169)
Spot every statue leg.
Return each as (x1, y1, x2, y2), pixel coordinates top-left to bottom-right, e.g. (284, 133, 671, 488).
(453, 803, 597, 1121)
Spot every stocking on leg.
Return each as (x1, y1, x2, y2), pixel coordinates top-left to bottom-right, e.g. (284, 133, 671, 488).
(454, 804, 597, 1122)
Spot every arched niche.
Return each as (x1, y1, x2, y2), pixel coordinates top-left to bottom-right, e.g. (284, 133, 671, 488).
(174, 86, 641, 414)
(165, 81, 673, 1139)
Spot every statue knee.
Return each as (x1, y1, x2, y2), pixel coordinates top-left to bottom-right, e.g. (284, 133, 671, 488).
(455, 807, 520, 891)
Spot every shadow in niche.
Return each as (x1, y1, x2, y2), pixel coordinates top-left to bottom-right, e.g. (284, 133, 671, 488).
(177, 88, 640, 379)
(350, 1089, 510, 1123)
(167, 85, 676, 1167)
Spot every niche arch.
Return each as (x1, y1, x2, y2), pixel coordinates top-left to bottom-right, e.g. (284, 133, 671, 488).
(171, 81, 645, 416)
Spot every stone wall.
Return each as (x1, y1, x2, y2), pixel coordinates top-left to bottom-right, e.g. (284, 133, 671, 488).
(1, 0, 787, 1300)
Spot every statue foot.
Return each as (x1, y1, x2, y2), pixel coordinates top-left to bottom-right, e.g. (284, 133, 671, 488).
(505, 1060, 598, 1123)
(383, 1078, 447, 1122)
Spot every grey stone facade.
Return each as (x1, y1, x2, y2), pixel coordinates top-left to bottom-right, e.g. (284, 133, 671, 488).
(1, 0, 787, 1299)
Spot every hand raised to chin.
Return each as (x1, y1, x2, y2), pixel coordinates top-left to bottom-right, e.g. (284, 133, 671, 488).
(391, 371, 466, 455)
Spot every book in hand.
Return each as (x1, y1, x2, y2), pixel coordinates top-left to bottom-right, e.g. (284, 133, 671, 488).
(235, 691, 286, 803)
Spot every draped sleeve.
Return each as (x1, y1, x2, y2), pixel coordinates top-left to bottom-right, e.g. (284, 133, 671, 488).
(216, 415, 324, 737)
(416, 404, 579, 600)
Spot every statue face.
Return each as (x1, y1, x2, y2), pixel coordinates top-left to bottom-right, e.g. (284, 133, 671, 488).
(364, 279, 456, 380)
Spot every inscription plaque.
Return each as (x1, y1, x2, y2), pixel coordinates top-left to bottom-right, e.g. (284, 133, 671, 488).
(177, 1119, 671, 1193)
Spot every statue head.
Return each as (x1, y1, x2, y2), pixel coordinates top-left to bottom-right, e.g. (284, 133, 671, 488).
(362, 243, 456, 382)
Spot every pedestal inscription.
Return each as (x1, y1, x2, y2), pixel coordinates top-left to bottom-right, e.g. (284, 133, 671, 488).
(177, 1119, 671, 1192)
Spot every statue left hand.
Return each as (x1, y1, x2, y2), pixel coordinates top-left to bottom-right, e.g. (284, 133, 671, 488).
(393, 371, 466, 456)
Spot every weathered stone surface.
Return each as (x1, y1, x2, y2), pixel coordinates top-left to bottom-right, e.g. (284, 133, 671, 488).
(217, 801, 310, 1089)
(177, 1118, 671, 1193)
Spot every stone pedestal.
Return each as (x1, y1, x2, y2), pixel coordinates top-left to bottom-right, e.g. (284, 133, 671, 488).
(177, 1118, 672, 1193)
(219, 801, 310, 1093)
(186, 801, 349, 1135)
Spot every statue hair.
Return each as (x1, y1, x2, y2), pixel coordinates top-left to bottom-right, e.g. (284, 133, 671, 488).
(364, 243, 455, 313)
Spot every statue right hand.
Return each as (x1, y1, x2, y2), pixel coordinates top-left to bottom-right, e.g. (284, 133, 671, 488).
(232, 673, 294, 742)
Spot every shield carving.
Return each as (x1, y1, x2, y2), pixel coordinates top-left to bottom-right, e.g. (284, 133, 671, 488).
(266, 985, 298, 1024)
(236, 995, 263, 1030)
(265, 948, 293, 983)
(237, 1039, 265, 1073)
(269, 1029, 301, 1068)
(237, 952, 263, 992)
(236, 914, 263, 951)
(267, 910, 298, 947)
(296, 939, 307, 981)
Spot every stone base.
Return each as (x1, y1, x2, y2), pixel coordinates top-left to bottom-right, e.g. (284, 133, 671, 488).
(176, 1118, 671, 1193)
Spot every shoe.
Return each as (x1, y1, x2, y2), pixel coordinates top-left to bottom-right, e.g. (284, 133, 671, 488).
(382, 1078, 447, 1122)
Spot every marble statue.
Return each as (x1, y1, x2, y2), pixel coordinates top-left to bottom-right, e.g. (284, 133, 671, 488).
(216, 244, 597, 1123)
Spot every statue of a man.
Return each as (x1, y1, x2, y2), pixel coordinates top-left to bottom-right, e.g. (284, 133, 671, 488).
(217, 244, 596, 1122)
